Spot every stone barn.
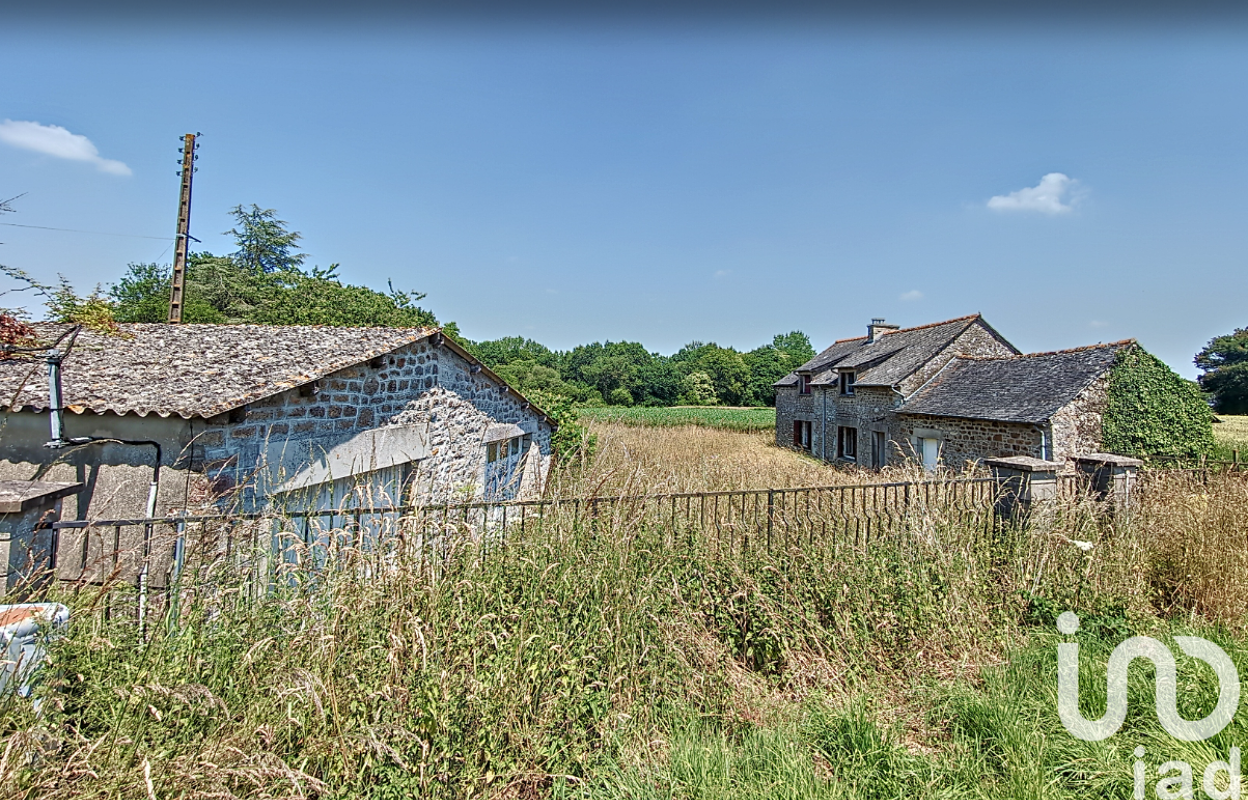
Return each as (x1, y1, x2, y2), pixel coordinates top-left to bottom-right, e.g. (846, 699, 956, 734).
(895, 342, 1128, 471)
(775, 314, 1154, 472)
(0, 324, 556, 520)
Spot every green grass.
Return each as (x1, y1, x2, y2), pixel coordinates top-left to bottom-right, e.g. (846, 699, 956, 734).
(580, 405, 777, 432)
(580, 623, 1248, 800)
(7, 472, 1248, 798)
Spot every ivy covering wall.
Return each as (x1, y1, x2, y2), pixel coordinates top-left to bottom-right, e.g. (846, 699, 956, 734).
(1103, 345, 1214, 457)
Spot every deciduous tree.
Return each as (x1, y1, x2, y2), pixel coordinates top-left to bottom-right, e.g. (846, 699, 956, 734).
(1196, 327, 1248, 414)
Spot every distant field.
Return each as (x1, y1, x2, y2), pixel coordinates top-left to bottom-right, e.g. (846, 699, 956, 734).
(1214, 414, 1248, 457)
(578, 405, 777, 432)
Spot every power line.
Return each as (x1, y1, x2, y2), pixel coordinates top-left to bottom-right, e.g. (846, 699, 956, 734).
(151, 239, 176, 264)
(0, 221, 175, 241)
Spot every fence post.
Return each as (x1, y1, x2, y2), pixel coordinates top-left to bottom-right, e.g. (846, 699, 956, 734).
(1074, 453, 1143, 515)
(766, 489, 774, 551)
(984, 457, 1060, 521)
(0, 480, 81, 596)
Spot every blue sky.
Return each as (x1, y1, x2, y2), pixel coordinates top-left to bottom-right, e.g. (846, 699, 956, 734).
(2, 11, 1246, 378)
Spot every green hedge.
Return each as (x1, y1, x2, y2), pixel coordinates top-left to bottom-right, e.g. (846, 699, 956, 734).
(1103, 345, 1214, 458)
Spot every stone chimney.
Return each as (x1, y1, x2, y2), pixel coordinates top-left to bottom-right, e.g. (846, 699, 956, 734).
(867, 318, 900, 343)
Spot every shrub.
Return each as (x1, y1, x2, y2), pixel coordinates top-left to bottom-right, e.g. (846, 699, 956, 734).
(529, 389, 597, 465)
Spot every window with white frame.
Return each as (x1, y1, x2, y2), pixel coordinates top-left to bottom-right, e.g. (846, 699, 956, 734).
(839, 371, 856, 395)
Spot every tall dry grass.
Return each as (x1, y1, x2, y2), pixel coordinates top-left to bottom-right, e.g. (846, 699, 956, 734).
(550, 423, 928, 497)
(1213, 414, 1248, 460)
(1137, 470, 1248, 624)
(4, 424, 1248, 799)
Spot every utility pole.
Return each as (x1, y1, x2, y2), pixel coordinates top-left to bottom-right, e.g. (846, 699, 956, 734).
(167, 133, 198, 323)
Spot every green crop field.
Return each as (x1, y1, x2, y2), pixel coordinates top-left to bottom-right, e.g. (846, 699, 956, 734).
(579, 405, 777, 432)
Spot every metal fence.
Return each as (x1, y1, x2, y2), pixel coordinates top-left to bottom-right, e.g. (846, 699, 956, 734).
(40, 477, 1005, 596)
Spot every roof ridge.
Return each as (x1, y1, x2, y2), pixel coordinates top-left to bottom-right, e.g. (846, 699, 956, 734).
(831, 313, 979, 344)
(953, 339, 1135, 362)
(113, 322, 437, 333)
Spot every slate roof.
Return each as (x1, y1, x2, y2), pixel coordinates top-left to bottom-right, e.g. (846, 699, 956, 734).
(897, 341, 1132, 424)
(774, 315, 1017, 389)
(0, 323, 436, 419)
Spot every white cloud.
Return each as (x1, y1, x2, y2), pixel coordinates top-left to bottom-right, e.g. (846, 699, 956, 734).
(987, 173, 1076, 215)
(899, 289, 923, 301)
(0, 119, 131, 176)
(1089, 320, 1109, 328)
(714, 269, 731, 279)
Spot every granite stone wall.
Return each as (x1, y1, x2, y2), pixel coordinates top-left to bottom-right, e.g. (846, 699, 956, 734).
(774, 385, 819, 452)
(897, 415, 1044, 471)
(1048, 376, 1108, 471)
(195, 338, 553, 506)
(776, 319, 1019, 468)
(821, 386, 899, 466)
(899, 322, 1017, 395)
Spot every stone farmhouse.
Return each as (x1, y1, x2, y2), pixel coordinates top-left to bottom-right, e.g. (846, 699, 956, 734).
(775, 314, 1134, 472)
(0, 324, 555, 520)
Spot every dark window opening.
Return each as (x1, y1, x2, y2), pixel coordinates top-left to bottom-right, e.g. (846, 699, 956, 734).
(839, 371, 856, 396)
(485, 436, 529, 500)
(872, 431, 886, 469)
(799, 374, 812, 395)
(838, 426, 857, 460)
(793, 420, 812, 451)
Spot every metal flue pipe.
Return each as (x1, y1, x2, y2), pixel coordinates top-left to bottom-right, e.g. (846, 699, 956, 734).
(45, 349, 65, 444)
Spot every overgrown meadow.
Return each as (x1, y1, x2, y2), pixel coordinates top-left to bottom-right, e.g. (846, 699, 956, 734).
(3, 422, 1248, 799)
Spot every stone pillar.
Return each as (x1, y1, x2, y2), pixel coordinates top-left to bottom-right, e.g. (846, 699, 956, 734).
(984, 456, 1061, 519)
(0, 481, 82, 596)
(1074, 453, 1144, 513)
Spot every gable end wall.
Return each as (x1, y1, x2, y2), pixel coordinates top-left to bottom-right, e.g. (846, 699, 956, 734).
(898, 321, 1019, 396)
(1047, 374, 1108, 470)
(195, 338, 553, 506)
(0, 338, 552, 519)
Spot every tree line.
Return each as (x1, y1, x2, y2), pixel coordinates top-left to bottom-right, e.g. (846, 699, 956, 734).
(464, 333, 813, 408)
(8, 201, 1244, 414)
(2, 203, 812, 408)
(1196, 328, 1248, 415)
